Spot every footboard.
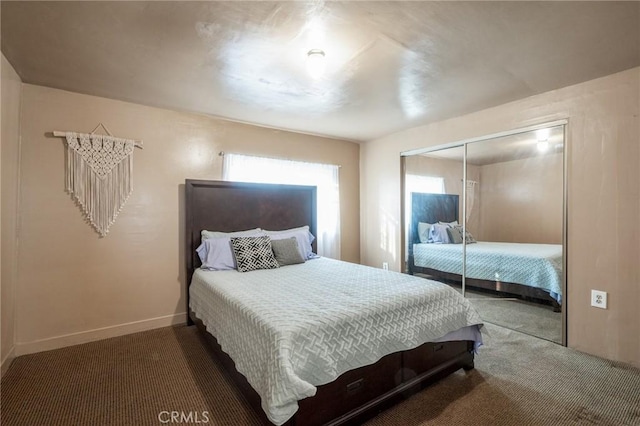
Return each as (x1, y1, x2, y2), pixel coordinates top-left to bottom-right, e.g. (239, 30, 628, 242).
(191, 311, 474, 426)
(293, 340, 473, 426)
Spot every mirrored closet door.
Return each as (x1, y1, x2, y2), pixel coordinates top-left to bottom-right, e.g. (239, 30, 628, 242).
(402, 123, 566, 345)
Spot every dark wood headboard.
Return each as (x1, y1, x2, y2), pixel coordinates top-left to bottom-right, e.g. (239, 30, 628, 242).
(409, 192, 459, 244)
(185, 180, 317, 309)
(408, 193, 459, 273)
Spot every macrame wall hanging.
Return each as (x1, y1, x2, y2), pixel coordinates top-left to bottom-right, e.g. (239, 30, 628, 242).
(53, 124, 143, 237)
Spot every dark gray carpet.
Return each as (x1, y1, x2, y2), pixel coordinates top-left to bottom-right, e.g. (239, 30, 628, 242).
(414, 274, 562, 343)
(366, 324, 640, 425)
(466, 291, 562, 343)
(1, 323, 639, 425)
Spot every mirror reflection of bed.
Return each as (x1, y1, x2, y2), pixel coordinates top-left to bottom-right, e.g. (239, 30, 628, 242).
(403, 124, 565, 344)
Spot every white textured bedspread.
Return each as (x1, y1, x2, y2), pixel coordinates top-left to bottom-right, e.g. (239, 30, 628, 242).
(189, 257, 483, 425)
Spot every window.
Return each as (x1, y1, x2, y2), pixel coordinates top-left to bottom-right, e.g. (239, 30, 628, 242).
(223, 153, 340, 259)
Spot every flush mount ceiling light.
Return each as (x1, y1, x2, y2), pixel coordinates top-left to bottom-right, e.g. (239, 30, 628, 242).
(306, 49, 326, 79)
(536, 128, 551, 153)
(536, 128, 551, 141)
(537, 140, 550, 153)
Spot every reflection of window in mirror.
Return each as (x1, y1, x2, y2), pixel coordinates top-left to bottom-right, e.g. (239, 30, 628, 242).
(405, 174, 445, 194)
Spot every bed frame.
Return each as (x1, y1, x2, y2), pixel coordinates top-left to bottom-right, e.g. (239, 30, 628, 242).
(407, 192, 561, 311)
(185, 180, 475, 426)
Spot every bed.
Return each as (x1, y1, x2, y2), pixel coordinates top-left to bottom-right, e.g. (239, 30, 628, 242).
(185, 180, 483, 426)
(407, 192, 562, 310)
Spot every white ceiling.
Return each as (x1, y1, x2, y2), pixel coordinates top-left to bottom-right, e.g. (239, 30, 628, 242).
(2, 1, 639, 142)
(420, 125, 565, 166)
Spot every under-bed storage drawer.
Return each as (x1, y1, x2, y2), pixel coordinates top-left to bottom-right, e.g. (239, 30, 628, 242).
(402, 340, 472, 382)
(295, 351, 402, 426)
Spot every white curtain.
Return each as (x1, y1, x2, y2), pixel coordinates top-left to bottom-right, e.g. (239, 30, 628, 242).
(223, 153, 341, 259)
(406, 174, 445, 195)
(466, 180, 477, 221)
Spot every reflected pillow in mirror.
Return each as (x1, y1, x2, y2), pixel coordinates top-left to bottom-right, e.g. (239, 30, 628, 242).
(418, 222, 433, 243)
(446, 227, 463, 244)
(429, 223, 451, 243)
(452, 225, 477, 244)
(464, 229, 477, 244)
(439, 220, 459, 227)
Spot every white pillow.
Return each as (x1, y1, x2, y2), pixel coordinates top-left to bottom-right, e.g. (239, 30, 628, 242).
(196, 238, 236, 270)
(263, 225, 311, 236)
(197, 228, 265, 270)
(438, 221, 459, 228)
(201, 227, 263, 241)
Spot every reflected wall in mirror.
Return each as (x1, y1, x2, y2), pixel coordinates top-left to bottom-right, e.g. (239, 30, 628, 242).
(402, 124, 565, 345)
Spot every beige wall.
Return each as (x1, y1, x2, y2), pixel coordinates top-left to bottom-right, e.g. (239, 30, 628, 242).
(13, 84, 359, 354)
(361, 67, 640, 367)
(478, 153, 563, 243)
(1, 54, 22, 374)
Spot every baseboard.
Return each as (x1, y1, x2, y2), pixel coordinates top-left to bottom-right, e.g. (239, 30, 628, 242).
(1, 346, 16, 377)
(14, 312, 187, 356)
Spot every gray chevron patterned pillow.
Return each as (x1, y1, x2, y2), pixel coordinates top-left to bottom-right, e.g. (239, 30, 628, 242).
(230, 236, 280, 272)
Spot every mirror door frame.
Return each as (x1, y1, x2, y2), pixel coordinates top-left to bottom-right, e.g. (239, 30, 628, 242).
(400, 119, 568, 346)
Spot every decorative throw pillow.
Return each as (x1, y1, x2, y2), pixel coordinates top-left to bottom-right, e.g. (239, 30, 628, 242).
(452, 225, 477, 244)
(271, 237, 305, 266)
(446, 226, 464, 244)
(230, 236, 280, 272)
(464, 229, 477, 244)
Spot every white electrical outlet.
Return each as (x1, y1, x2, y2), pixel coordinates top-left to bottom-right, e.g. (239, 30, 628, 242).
(590, 290, 607, 309)
(382, 262, 389, 270)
